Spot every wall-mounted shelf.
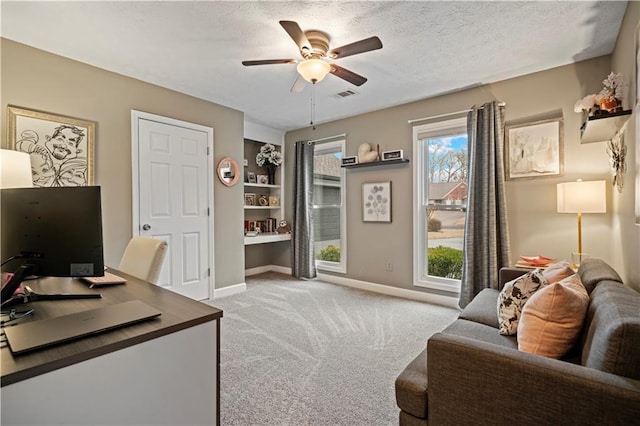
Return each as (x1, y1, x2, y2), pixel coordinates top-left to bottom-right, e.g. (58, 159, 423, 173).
(341, 158, 410, 169)
(580, 110, 631, 143)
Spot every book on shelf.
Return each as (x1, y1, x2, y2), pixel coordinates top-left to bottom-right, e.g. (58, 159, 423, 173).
(244, 218, 278, 234)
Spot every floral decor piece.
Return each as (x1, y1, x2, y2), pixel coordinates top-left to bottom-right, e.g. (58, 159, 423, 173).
(574, 72, 627, 117)
(601, 72, 625, 102)
(255, 143, 283, 185)
(606, 125, 627, 193)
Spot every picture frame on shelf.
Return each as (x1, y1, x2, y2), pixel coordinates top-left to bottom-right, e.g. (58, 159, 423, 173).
(258, 194, 269, 206)
(247, 172, 256, 184)
(269, 195, 280, 206)
(244, 193, 256, 206)
(362, 181, 392, 223)
(7, 105, 95, 187)
(504, 117, 563, 180)
(257, 174, 268, 185)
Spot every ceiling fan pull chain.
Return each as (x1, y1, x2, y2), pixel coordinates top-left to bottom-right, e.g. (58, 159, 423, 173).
(310, 83, 316, 130)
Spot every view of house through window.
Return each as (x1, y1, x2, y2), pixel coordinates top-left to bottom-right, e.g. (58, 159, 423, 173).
(413, 117, 467, 291)
(313, 139, 346, 273)
(425, 134, 467, 280)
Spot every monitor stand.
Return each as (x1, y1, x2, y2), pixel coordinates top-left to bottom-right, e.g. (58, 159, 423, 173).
(1, 264, 102, 309)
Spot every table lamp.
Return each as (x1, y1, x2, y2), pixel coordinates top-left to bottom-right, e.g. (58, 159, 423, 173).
(557, 180, 606, 267)
(0, 149, 33, 188)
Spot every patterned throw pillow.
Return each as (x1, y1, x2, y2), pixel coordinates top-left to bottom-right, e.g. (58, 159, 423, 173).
(497, 269, 548, 335)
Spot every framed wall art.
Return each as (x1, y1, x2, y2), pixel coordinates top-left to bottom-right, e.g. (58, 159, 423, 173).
(363, 181, 391, 222)
(504, 117, 563, 180)
(7, 106, 95, 187)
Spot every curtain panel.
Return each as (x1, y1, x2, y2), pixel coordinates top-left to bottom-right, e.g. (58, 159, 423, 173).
(292, 140, 317, 279)
(460, 101, 511, 308)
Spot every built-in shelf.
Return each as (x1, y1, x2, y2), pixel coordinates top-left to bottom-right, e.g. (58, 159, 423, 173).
(244, 232, 291, 245)
(244, 183, 280, 189)
(341, 158, 410, 169)
(580, 110, 631, 143)
(244, 206, 280, 210)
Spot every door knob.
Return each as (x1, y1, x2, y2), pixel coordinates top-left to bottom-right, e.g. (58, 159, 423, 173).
(142, 224, 151, 231)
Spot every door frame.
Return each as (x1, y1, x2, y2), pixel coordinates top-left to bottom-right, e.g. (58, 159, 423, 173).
(131, 110, 215, 298)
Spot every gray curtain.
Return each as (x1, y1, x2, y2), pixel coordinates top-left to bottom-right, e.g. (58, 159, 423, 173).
(292, 140, 317, 279)
(459, 101, 511, 308)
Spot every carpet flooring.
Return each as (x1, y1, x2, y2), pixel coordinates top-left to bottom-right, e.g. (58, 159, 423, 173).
(207, 272, 459, 426)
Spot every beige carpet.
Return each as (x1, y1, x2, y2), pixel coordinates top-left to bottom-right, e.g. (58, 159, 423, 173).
(207, 272, 458, 425)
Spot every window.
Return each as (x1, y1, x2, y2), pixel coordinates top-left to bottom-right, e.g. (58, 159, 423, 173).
(313, 139, 346, 273)
(413, 117, 468, 292)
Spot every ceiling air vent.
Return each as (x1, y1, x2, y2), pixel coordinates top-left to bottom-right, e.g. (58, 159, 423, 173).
(334, 89, 358, 99)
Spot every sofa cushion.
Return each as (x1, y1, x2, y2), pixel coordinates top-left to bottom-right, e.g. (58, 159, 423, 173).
(395, 348, 429, 419)
(459, 288, 500, 328)
(497, 269, 548, 335)
(581, 281, 640, 380)
(578, 258, 622, 294)
(517, 274, 589, 358)
(444, 319, 518, 350)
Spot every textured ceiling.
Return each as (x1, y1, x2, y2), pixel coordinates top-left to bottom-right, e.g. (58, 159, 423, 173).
(1, 1, 628, 131)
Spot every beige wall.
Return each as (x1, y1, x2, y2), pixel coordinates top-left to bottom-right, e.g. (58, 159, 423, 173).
(285, 47, 639, 291)
(611, 1, 640, 291)
(1, 39, 245, 291)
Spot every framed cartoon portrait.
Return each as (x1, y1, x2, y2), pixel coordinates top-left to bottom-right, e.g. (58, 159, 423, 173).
(7, 106, 95, 187)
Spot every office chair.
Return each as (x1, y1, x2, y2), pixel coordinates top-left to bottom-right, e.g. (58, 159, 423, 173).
(118, 236, 168, 284)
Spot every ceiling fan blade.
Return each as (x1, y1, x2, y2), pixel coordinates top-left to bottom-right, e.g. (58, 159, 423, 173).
(242, 59, 297, 66)
(280, 20, 312, 54)
(290, 74, 306, 93)
(328, 36, 383, 59)
(329, 64, 367, 86)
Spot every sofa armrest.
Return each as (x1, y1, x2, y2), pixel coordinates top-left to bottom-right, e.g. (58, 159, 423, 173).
(427, 332, 640, 426)
(498, 267, 527, 290)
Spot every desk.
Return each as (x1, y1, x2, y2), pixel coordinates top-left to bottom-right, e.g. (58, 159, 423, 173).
(1, 268, 223, 425)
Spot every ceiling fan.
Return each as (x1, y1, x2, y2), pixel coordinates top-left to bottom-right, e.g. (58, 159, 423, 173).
(242, 20, 383, 92)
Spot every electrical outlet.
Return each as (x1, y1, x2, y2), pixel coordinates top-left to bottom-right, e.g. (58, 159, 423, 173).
(385, 262, 393, 272)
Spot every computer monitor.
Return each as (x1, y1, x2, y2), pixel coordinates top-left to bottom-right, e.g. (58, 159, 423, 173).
(1, 186, 105, 304)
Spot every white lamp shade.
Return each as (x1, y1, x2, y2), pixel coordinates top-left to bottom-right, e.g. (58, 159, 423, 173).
(557, 180, 606, 213)
(296, 59, 331, 83)
(0, 149, 33, 188)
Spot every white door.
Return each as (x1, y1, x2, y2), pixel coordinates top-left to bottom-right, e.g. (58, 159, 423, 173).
(132, 111, 213, 300)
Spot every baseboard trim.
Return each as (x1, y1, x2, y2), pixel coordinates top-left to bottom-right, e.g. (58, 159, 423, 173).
(242, 266, 459, 308)
(245, 265, 291, 276)
(212, 282, 247, 299)
(316, 273, 460, 309)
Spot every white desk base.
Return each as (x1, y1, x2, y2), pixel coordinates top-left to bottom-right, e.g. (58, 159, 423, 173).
(2, 320, 217, 425)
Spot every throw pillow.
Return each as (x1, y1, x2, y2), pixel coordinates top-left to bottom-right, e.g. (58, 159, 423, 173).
(542, 260, 574, 284)
(517, 274, 589, 359)
(497, 269, 548, 336)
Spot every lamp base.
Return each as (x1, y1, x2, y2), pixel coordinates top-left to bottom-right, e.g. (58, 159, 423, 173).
(571, 252, 590, 269)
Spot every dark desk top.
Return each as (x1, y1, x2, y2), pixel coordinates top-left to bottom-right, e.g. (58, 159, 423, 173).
(1, 268, 223, 386)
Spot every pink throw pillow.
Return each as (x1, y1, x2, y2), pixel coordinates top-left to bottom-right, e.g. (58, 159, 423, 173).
(542, 260, 574, 283)
(517, 274, 589, 359)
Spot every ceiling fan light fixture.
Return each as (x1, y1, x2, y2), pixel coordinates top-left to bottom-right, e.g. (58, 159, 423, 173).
(297, 59, 331, 84)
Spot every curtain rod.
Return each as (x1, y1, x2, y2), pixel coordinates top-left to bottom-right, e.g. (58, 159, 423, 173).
(310, 133, 347, 143)
(407, 102, 506, 124)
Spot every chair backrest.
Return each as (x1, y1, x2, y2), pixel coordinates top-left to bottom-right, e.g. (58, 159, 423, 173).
(118, 236, 168, 284)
